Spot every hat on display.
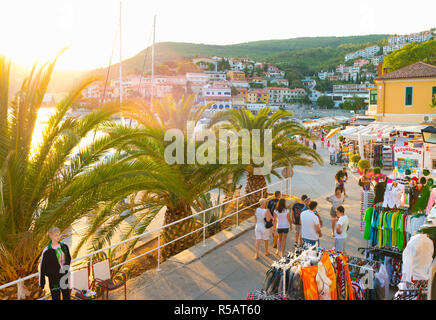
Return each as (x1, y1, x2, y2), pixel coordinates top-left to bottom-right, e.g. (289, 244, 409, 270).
(421, 218, 436, 229)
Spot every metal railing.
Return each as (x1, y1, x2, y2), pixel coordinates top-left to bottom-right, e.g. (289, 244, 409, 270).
(0, 177, 291, 299)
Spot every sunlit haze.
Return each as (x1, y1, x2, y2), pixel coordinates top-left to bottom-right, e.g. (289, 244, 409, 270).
(1, 0, 436, 70)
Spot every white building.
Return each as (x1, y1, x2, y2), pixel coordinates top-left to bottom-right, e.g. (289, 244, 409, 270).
(309, 89, 323, 102)
(345, 45, 380, 61)
(231, 80, 250, 88)
(371, 56, 383, 66)
(270, 78, 289, 86)
(302, 77, 317, 89)
(186, 73, 209, 84)
(318, 71, 334, 80)
(388, 32, 433, 45)
(202, 83, 231, 99)
(205, 71, 227, 82)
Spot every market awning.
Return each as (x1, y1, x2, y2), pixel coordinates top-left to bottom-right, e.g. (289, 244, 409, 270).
(326, 127, 341, 139)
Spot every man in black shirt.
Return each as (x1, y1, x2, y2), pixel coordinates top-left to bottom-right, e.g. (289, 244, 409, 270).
(335, 167, 348, 197)
(267, 191, 281, 248)
(291, 195, 308, 247)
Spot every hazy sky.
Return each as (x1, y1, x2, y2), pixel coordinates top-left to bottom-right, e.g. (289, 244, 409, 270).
(1, 0, 435, 70)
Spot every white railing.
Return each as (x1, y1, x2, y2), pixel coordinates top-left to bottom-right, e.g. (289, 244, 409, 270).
(0, 177, 291, 300)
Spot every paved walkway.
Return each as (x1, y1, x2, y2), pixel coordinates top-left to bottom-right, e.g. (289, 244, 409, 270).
(111, 145, 367, 300)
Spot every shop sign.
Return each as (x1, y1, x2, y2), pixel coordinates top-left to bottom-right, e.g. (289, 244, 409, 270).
(394, 146, 423, 171)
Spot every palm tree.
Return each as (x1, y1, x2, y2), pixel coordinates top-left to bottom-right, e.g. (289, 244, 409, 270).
(208, 107, 323, 204)
(111, 95, 235, 258)
(0, 55, 168, 299)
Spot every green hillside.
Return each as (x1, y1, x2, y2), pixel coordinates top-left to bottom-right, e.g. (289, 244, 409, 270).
(87, 34, 390, 80)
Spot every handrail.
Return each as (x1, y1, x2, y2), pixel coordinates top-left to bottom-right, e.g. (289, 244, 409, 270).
(0, 177, 290, 298)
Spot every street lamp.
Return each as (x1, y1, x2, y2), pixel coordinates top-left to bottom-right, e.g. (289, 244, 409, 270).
(422, 126, 436, 144)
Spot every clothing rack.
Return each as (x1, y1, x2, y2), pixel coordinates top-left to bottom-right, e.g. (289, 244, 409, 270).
(280, 244, 318, 296)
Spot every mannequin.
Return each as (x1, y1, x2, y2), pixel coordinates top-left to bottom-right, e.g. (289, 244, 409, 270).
(316, 262, 332, 300)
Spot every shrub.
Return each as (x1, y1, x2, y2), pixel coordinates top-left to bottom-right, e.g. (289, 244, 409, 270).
(338, 135, 344, 141)
(358, 159, 370, 170)
(350, 154, 361, 163)
(373, 167, 381, 174)
(423, 169, 430, 176)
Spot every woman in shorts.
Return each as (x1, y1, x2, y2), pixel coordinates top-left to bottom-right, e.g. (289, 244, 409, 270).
(326, 187, 345, 237)
(273, 199, 292, 257)
(254, 198, 273, 259)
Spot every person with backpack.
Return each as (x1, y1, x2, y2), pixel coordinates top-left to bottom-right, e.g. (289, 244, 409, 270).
(291, 195, 308, 247)
(267, 191, 281, 248)
(254, 198, 273, 259)
(273, 198, 292, 257)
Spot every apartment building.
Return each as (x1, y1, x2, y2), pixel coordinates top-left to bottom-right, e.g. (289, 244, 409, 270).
(227, 70, 246, 80)
(249, 76, 268, 87)
(186, 72, 209, 84)
(247, 89, 269, 104)
(202, 83, 231, 99)
(230, 80, 250, 88)
(205, 71, 227, 82)
(345, 45, 380, 61)
(388, 32, 433, 45)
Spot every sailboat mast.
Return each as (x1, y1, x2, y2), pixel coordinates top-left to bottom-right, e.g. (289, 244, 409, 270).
(119, 0, 123, 105)
(151, 14, 156, 110)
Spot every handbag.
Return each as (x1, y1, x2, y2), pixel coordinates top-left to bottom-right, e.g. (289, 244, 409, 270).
(264, 217, 273, 229)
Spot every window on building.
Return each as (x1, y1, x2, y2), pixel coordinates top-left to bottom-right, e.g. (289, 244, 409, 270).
(432, 86, 436, 97)
(405, 86, 413, 106)
(370, 89, 378, 105)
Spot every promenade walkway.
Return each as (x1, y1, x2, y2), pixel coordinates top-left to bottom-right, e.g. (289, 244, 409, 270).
(111, 146, 367, 299)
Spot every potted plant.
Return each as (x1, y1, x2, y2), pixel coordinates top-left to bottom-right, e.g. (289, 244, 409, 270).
(348, 154, 361, 172)
(357, 159, 371, 175)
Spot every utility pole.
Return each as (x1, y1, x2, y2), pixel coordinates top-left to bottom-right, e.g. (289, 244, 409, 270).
(151, 14, 156, 112)
(119, 0, 123, 106)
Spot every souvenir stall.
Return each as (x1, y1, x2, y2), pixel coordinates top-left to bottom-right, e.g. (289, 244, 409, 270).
(361, 166, 436, 299)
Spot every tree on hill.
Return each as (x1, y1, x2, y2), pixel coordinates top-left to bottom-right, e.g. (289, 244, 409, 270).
(217, 58, 230, 71)
(315, 78, 333, 92)
(302, 95, 311, 105)
(156, 63, 174, 75)
(383, 40, 436, 71)
(176, 61, 201, 74)
(317, 95, 334, 109)
(340, 96, 365, 111)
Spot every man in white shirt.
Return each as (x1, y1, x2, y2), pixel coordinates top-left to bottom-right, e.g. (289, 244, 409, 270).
(334, 205, 349, 252)
(328, 145, 336, 165)
(300, 201, 322, 248)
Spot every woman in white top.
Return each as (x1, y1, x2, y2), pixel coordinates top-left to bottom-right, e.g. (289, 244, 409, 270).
(326, 186, 345, 237)
(273, 199, 292, 257)
(254, 198, 273, 259)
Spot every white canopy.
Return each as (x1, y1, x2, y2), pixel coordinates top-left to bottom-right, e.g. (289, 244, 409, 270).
(340, 123, 428, 141)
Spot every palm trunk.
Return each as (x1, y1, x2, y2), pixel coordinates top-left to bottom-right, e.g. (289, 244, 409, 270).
(245, 173, 267, 205)
(162, 203, 197, 259)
